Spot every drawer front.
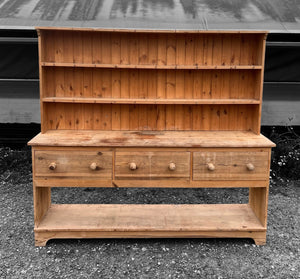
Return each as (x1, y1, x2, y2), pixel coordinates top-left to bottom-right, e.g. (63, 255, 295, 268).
(193, 150, 269, 180)
(115, 151, 190, 179)
(34, 150, 112, 178)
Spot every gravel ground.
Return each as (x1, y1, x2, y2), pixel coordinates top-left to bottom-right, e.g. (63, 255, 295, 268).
(0, 146, 299, 278)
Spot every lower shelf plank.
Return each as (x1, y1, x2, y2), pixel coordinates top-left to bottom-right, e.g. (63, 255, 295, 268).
(34, 204, 266, 245)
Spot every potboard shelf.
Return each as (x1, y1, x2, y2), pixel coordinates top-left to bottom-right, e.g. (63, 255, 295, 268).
(35, 204, 265, 232)
(41, 62, 263, 70)
(42, 97, 261, 105)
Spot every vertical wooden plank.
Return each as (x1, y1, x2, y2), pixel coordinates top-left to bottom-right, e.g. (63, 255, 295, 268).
(55, 68, 65, 97)
(102, 104, 112, 130)
(194, 34, 204, 66)
(44, 30, 55, 62)
(63, 31, 74, 63)
(157, 70, 166, 99)
(184, 105, 193, 130)
(176, 34, 186, 65)
(221, 34, 232, 66)
(185, 34, 195, 65)
(175, 70, 185, 130)
(249, 186, 269, 227)
(92, 68, 102, 97)
(211, 70, 221, 99)
(129, 34, 138, 65)
(221, 71, 230, 99)
(73, 31, 83, 63)
(44, 67, 54, 97)
(111, 33, 121, 64)
(64, 68, 74, 129)
(157, 34, 166, 65)
(147, 104, 157, 130)
(204, 35, 213, 66)
(192, 105, 202, 130)
(156, 104, 166, 130)
(93, 103, 102, 130)
(83, 69, 93, 129)
(240, 34, 250, 65)
(210, 105, 220, 130)
(139, 70, 148, 99)
(148, 34, 158, 65)
(92, 32, 102, 63)
(139, 104, 148, 130)
(202, 70, 212, 99)
(120, 70, 130, 130)
(147, 70, 157, 99)
(219, 105, 229, 130)
(73, 69, 84, 129)
(165, 69, 176, 130)
(55, 103, 65, 129)
(201, 105, 211, 130)
(139, 70, 148, 129)
(101, 69, 112, 98)
(229, 70, 239, 99)
(82, 32, 93, 64)
(54, 30, 64, 62)
(112, 69, 121, 130)
(228, 104, 237, 130)
(129, 105, 139, 130)
(120, 33, 129, 65)
(231, 34, 241, 66)
(166, 34, 176, 65)
(102, 32, 112, 64)
(184, 69, 194, 99)
(212, 35, 222, 66)
(139, 34, 148, 65)
(193, 70, 203, 99)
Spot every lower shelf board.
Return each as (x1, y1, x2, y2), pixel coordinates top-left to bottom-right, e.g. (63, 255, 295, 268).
(34, 204, 266, 245)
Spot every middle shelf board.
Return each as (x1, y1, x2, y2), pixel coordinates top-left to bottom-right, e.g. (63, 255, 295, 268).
(42, 97, 261, 105)
(41, 62, 263, 70)
(35, 204, 265, 232)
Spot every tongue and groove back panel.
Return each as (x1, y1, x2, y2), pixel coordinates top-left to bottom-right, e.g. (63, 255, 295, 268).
(38, 29, 266, 133)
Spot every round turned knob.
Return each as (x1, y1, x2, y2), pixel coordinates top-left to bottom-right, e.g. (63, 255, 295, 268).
(168, 162, 176, 171)
(207, 163, 215, 171)
(129, 162, 137, 170)
(48, 162, 57, 171)
(90, 162, 98, 171)
(246, 163, 255, 171)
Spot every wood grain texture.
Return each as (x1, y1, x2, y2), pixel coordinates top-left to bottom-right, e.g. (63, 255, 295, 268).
(31, 28, 273, 246)
(193, 150, 269, 180)
(34, 150, 112, 178)
(35, 204, 265, 232)
(115, 151, 190, 179)
(28, 130, 275, 148)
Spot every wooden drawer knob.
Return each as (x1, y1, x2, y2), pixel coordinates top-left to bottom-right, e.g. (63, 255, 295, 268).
(246, 163, 255, 171)
(168, 162, 176, 171)
(90, 162, 98, 171)
(129, 162, 137, 170)
(48, 162, 57, 170)
(207, 163, 215, 171)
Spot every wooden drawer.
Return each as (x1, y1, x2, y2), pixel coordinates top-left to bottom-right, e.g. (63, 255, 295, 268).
(34, 150, 112, 178)
(115, 151, 190, 179)
(193, 150, 269, 180)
